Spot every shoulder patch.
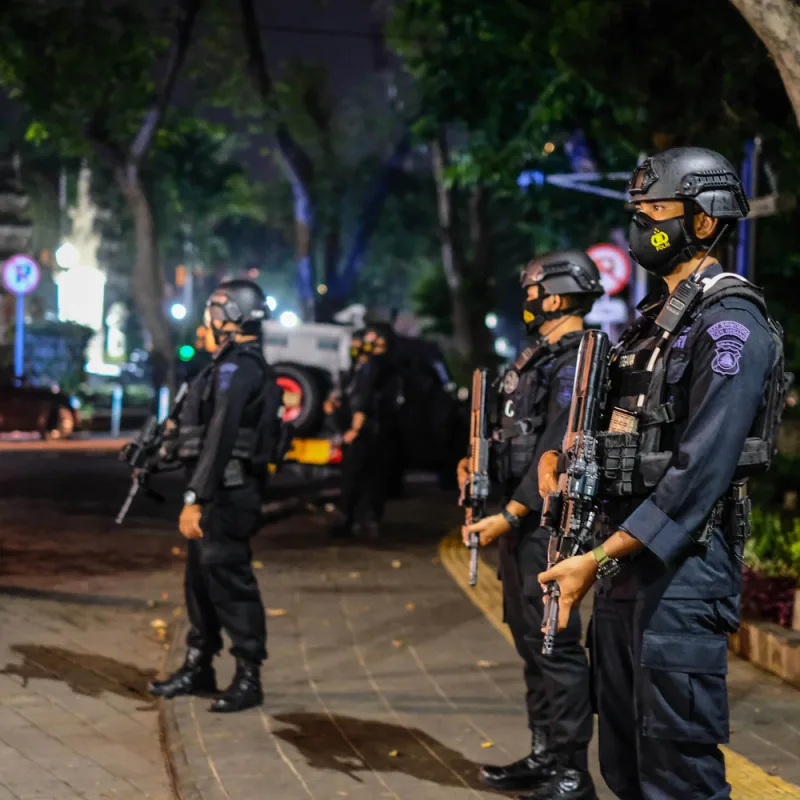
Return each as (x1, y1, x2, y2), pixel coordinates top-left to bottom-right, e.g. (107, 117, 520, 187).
(707, 320, 750, 343)
(218, 362, 238, 391)
(557, 365, 576, 406)
(503, 371, 519, 394)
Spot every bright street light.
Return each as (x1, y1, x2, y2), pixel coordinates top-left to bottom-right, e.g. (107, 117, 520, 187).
(485, 312, 498, 329)
(495, 337, 510, 356)
(55, 242, 80, 269)
(170, 303, 187, 320)
(279, 310, 299, 327)
(266, 295, 277, 312)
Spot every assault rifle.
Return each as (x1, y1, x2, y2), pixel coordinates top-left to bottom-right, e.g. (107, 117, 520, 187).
(540, 330, 610, 656)
(459, 368, 491, 587)
(115, 382, 189, 525)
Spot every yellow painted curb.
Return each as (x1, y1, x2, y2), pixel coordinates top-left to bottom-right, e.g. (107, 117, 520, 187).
(438, 528, 800, 800)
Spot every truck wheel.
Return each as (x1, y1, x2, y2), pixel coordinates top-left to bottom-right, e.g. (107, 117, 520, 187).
(273, 363, 331, 437)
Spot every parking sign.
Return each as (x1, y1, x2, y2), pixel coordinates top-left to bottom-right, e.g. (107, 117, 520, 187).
(3, 254, 40, 295)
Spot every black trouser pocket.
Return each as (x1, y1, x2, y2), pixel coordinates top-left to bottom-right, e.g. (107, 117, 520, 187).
(639, 630, 729, 744)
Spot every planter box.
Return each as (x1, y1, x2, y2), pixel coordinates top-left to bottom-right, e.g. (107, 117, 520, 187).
(729, 619, 800, 690)
(794, 589, 800, 633)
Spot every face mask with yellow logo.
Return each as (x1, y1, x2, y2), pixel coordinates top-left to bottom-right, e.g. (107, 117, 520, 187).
(522, 294, 561, 335)
(628, 209, 697, 277)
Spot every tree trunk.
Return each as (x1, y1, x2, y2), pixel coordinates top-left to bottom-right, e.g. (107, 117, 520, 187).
(430, 132, 475, 362)
(114, 167, 174, 396)
(467, 184, 495, 363)
(730, 0, 800, 127)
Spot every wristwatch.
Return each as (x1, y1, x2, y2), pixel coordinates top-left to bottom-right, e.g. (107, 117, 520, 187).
(183, 490, 198, 506)
(501, 508, 522, 528)
(592, 544, 621, 579)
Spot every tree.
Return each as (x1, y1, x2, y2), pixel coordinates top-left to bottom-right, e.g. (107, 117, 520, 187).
(0, 0, 202, 390)
(199, 0, 415, 320)
(389, 0, 800, 368)
(730, 0, 800, 128)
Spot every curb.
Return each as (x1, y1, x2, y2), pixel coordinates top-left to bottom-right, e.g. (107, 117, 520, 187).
(0, 438, 127, 452)
(437, 528, 800, 800)
(158, 617, 204, 800)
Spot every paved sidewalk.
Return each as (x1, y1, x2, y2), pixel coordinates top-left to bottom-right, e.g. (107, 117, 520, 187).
(0, 593, 175, 800)
(159, 489, 800, 800)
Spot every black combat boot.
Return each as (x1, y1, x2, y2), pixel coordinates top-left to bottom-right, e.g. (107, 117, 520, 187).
(519, 750, 595, 800)
(209, 658, 263, 713)
(479, 726, 554, 792)
(148, 647, 218, 699)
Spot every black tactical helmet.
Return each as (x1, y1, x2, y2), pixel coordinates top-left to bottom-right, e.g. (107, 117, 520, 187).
(521, 249, 604, 301)
(628, 147, 749, 219)
(205, 279, 269, 336)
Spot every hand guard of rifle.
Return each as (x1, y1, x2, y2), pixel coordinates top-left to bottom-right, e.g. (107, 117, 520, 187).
(115, 383, 189, 525)
(540, 330, 609, 656)
(459, 368, 491, 587)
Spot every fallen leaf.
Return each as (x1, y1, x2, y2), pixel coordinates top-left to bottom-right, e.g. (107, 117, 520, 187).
(349, 571, 361, 579)
(388, 750, 399, 758)
(392, 639, 404, 648)
(155, 628, 166, 641)
(150, 619, 167, 629)
(253, 560, 264, 569)
(481, 741, 494, 749)
(171, 547, 181, 556)
(476, 660, 498, 668)
(172, 607, 182, 616)
(405, 602, 416, 611)
(267, 608, 287, 617)
(145, 600, 155, 608)
(160, 592, 169, 600)
(391, 560, 402, 569)
(163, 643, 169, 650)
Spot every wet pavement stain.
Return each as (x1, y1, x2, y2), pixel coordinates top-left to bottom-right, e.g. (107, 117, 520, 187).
(1, 643, 158, 705)
(272, 711, 504, 792)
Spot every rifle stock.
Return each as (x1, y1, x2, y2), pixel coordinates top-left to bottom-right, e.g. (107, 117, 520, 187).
(541, 330, 610, 655)
(460, 368, 491, 587)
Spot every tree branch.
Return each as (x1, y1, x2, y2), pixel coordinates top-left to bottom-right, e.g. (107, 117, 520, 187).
(128, 0, 202, 168)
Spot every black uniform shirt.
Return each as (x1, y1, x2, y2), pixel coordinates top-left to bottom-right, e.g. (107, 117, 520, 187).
(612, 265, 775, 596)
(509, 332, 583, 513)
(186, 343, 267, 502)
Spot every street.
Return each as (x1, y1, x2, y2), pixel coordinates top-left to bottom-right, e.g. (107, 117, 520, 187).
(0, 450, 799, 800)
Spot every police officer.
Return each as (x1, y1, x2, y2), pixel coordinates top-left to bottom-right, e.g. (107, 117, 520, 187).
(330, 323, 397, 538)
(538, 148, 786, 799)
(323, 328, 366, 421)
(460, 251, 603, 800)
(149, 279, 283, 713)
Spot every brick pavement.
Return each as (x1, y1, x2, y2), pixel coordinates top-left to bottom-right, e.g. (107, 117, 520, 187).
(159, 489, 800, 800)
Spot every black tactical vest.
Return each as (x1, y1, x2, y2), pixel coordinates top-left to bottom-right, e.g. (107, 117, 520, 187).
(601, 274, 790, 498)
(492, 334, 582, 485)
(175, 343, 283, 483)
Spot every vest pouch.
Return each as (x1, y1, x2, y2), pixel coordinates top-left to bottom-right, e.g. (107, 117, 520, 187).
(231, 428, 257, 460)
(599, 431, 639, 496)
(222, 459, 245, 488)
(177, 425, 204, 461)
(636, 451, 673, 490)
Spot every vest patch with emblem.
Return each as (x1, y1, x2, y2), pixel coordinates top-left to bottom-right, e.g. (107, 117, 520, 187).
(619, 353, 636, 368)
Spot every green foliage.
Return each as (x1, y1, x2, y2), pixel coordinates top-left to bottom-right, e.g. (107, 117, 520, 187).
(745, 507, 800, 583)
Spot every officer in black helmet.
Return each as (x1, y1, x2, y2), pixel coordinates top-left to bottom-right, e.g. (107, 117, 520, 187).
(538, 148, 788, 799)
(460, 250, 603, 800)
(149, 279, 284, 713)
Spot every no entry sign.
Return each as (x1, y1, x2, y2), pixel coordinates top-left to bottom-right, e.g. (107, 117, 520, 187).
(587, 243, 630, 296)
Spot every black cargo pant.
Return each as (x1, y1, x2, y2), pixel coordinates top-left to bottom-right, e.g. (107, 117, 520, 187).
(592, 584, 736, 800)
(499, 526, 593, 755)
(339, 426, 394, 526)
(185, 491, 267, 664)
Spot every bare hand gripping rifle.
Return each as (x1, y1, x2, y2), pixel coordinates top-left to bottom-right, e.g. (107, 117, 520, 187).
(459, 368, 491, 587)
(116, 382, 189, 525)
(540, 329, 610, 656)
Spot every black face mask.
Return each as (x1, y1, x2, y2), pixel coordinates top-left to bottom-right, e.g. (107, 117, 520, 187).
(628, 210, 698, 277)
(522, 294, 562, 335)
